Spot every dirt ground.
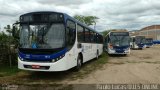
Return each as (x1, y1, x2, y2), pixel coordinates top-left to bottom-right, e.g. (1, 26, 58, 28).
(1, 45, 160, 85)
(66, 45, 160, 84)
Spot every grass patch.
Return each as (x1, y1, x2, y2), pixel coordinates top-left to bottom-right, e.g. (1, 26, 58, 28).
(0, 66, 20, 77)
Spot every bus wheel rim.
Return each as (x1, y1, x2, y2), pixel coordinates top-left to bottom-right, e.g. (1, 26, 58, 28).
(96, 52, 99, 59)
(78, 58, 81, 67)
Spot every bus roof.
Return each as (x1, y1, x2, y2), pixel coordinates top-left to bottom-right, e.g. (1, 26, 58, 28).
(144, 35, 154, 39)
(110, 30, 129, 32)
(20, 11, 102, 36)
(131, 35, 145, 37)
(105, 30, 129, 37)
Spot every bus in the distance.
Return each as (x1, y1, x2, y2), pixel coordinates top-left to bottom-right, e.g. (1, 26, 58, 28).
(104, 30, 130, 55)
(130, 35, 146, 49)
(145, 37, 153, 48)
(13, 11, 103, 71)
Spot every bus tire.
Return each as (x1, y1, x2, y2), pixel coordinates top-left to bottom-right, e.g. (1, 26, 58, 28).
(96, 50, 99, 60)
(75, 55, 82, 71)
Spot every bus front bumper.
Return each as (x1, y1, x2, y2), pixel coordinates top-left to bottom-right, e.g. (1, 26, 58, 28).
(18, 57, 71, 72)
(108, 48, 130, 54)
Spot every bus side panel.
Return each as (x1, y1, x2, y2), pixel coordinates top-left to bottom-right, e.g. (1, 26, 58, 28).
(98, 44, 103, 56)
(81, 43, 92, 63)
(65, 41, 78, 70)
(91, 43, 103, 58)
(82, 43, 103, 63)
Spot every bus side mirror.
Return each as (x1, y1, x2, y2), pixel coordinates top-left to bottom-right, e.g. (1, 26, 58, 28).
(78, 43, 82, 48)
(12, 24, 20, 39)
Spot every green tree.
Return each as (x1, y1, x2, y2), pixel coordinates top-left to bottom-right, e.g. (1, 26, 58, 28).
(74, 15, 99, 26)
(0, 31, 9, 43)
(4, 21, 19, 37)
(4, 25, 12, 34)
(3, 22, 19, 47)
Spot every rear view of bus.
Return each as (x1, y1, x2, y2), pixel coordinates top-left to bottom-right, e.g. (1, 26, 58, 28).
(104, 31, 130, 55)
(130, 36, 146, 49)
(145, 38, 153, 48)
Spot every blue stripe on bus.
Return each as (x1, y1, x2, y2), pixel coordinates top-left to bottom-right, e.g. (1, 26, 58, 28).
(18, 48, 67, 61)
(113, 45, 129, 49)
(137, 44, 144, 48)
(146, 43, 153, 45)
(113, 45, 129, 53)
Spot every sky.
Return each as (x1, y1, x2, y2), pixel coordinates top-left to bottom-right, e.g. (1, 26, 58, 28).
(1, 0, 160, 32)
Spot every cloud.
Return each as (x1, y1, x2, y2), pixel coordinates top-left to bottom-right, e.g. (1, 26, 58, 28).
(0, 0, 160, 32)
(36, 0, 91, 6)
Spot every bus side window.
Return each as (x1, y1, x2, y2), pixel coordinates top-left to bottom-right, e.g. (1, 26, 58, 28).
(97, 34, 100, 43)
(85, 28, 91, 43)
(100, 35, 103, 43)
(77, 25, 85, 42)
(90, 31, 94, 43)
(66, 20, 76, 49)
(97, 34, 103, 44)
(94, 33, 97, 43)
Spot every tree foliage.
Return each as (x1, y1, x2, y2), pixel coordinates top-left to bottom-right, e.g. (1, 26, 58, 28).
(4, 25, 11, 34)
(0, 22, 19, 66)
(74, 15, 99, 26)
(2, 22, 19, 47)
(0, 32, 10, 44)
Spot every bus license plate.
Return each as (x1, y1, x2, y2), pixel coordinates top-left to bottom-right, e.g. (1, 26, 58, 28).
(32, 65, 40, 69)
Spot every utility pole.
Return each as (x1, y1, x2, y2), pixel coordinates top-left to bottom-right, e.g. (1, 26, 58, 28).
(0, 24, 1, 32)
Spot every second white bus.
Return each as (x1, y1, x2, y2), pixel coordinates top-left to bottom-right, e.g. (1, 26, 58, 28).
(104, 31, 130, 55)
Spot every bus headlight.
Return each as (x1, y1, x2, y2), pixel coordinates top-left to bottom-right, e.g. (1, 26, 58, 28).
(53, 54, 65, 62)
(124, 48, 129, 51)
(52, 59, 55, 62)
(124, 48, 130, 53)
(19, 56, 24, 61)
(109, 44, 113, 49)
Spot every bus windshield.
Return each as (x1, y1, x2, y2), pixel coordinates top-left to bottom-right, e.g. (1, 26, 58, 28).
(146, 38, 153, 44)
(19, 23, 65, 49)
(135, 36, 145, 44)
(110, 32, 130, 46)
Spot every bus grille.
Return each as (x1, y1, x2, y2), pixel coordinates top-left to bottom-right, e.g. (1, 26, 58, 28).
(23, 59, 52, 63)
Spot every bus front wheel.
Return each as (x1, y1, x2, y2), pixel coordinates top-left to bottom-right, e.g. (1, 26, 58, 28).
(96, 50, 99, 60)
(75, 55, 82, 71)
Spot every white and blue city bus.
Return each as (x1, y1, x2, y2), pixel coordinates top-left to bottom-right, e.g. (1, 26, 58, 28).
(145, 38, 153, 48)
(104, 31, 130, 55)
(15, 11, 103, 71)
(130, 35, 146, 49)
